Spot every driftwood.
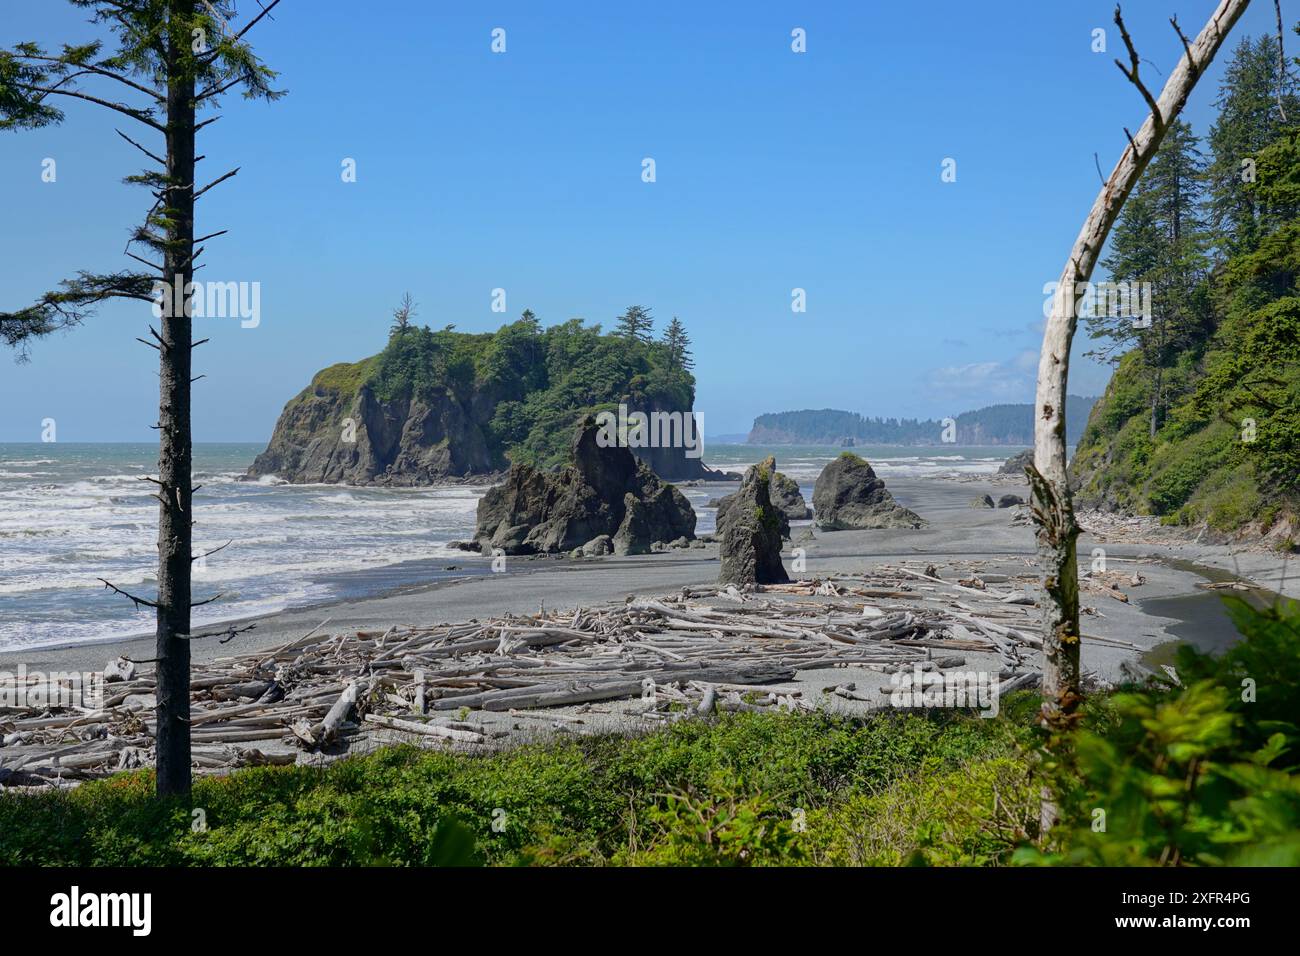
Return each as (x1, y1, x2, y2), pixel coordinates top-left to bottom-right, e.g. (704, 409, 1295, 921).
(0, 560, 1049, 788)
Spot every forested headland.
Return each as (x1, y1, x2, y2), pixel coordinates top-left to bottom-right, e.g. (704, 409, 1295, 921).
(1073, 33, 1300, 543)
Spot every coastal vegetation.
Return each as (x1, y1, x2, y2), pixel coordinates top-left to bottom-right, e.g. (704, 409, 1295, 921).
(1074, 33, 1300, 541)
(261, 307, 699, 477)
(3, 596, 1294, 867)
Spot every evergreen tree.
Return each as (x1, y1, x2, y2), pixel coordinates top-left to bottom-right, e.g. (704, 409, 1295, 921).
(0, 0, 284, 798)
(615, 304, 654, 343)
(390, 292, 417, 338)
(1090, 181, 1161, 364)
(1094, 121, 1210, 434)
(663, 315, 693, 371)
(1207, 35, 1298, 255)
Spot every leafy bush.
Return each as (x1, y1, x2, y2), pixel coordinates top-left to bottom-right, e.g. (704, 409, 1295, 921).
(1023, 596, 1300, 866)
(0, 710, 1028, 867)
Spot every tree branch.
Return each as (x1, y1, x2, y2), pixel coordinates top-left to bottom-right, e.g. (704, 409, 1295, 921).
(194, 167, 239, 199)
(114, 127, 165, 166)
(16, 82, 164, 132)
(98, 578, 158, 610)
(11, 52, 165, 102)
(1113, 6, 1163, 128)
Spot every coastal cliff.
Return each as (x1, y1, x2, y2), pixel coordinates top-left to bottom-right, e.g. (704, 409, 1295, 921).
(249, 314, 726, 484)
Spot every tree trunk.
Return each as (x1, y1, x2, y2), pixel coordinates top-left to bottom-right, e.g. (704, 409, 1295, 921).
(155, 6, 197, 798)
(1031, 0, 1251, 727)
(1150, 364, 1162, 437)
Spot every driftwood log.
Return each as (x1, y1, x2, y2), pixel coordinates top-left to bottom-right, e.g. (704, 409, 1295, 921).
(1, 560, 1050, 789)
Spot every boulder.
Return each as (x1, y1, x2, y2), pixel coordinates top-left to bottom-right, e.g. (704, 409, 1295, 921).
(717, 457, 790, 586)
(769, 470, 811, 520)
(997, 494, 1025, 508)
(472, 417, 696, 556)
(714, 467, 808, 539)
(581, 534, 613, 556)
(999, 449, 1034, 476)
(811, 453, 927, 531)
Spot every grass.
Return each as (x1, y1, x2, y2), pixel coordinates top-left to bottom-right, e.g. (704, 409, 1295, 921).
(0, 702, 1040, 867)
(309, 355, 381, 396)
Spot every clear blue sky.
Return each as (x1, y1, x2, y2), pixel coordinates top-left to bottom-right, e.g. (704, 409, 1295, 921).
(0, 0, 1287, 441)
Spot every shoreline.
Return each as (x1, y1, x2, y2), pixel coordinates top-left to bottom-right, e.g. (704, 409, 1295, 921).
(4, 473, 1291, 677)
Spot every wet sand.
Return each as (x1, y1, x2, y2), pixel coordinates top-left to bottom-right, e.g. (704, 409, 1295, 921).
(4, 473, 1292, 679)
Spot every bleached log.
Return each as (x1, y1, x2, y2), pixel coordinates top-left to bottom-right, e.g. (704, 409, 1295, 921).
(363, 713, 486, 744)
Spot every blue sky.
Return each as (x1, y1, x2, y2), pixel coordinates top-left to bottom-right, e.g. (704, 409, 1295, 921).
(0, 0, 1287, 441)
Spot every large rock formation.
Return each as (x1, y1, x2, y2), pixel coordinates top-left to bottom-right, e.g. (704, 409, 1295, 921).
(714, 466, 808, 540)
(248, 379, 497, 486)
(999, 449, 1034, 476)
(812, 453, 926, 531)
(769, 470, 811, 520)
(472, 417, 696, 556)
(717, 457, 790, 585)
(248, 363, 727, 485)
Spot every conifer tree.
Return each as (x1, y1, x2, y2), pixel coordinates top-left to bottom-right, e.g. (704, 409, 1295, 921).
(663, 315, 693, 371)
(615, 304, 654, 343)
(1207, 35, 1298, 253)
(0, 0, 285, 797)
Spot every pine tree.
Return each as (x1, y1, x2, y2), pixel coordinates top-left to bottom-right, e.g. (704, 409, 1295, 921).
(663, 315, 693, 371)
(615, 305, 654, 343)
(1093, 121, 1209, 435)
(1207, 35, 1298, 255)
(390, 292, 417, 338)
(0, 0, 284, 798)
(1090, 181, 1161, 363)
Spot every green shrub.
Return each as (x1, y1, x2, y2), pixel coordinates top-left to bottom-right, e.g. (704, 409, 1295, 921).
(1022, 596, 1300, 866)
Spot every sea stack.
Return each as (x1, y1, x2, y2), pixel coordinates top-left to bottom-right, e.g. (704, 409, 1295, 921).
(812, 452, 926, 530)
(714, 464, 809, 539)
(472, 416, 696, 556)
(717, 457, 791, 585)
(999, 449, 1034, 476)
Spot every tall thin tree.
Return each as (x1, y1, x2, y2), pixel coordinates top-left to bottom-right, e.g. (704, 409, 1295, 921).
(1031, 1, 1249, 834)
(0, 0, 285, 797)
(663, 315, 693, 371)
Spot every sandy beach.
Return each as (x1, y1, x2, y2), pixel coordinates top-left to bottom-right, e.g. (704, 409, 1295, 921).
(6, 472, 1291, 680)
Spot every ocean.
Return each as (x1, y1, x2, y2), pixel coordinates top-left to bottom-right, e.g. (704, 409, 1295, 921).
(0, 442, 1010, 651)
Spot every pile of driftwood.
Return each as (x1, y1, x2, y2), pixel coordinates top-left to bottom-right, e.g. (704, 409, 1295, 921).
(1, 563, 1052, 789)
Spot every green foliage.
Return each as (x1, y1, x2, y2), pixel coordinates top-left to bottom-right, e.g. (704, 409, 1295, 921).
(1022, 597, 1300, 867)
(614, 304, 654, 344)
(0, 709, 1031, 868)
(309, 355, 381, 396)
(1075, 111, 1300, 530)
(314, 312, 697, 470)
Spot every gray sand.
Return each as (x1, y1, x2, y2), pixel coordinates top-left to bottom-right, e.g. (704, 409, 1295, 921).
(6, 473, 1289, 684)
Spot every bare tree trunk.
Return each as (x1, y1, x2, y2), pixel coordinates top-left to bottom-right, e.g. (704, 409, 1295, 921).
(1031, 0, 1251, 829)
(155, 6, 197, 798)
(1150, 361, 1163, 437)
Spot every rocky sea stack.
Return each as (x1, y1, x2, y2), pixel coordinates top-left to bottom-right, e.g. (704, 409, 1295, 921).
(713, 466, 808, 540)
(999, 449, 1034, 476)
(717, 457, 791, 586)
(248, 316, 727, 485)
(812, 452, 926, 531)
(472, 416, 696, 556)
